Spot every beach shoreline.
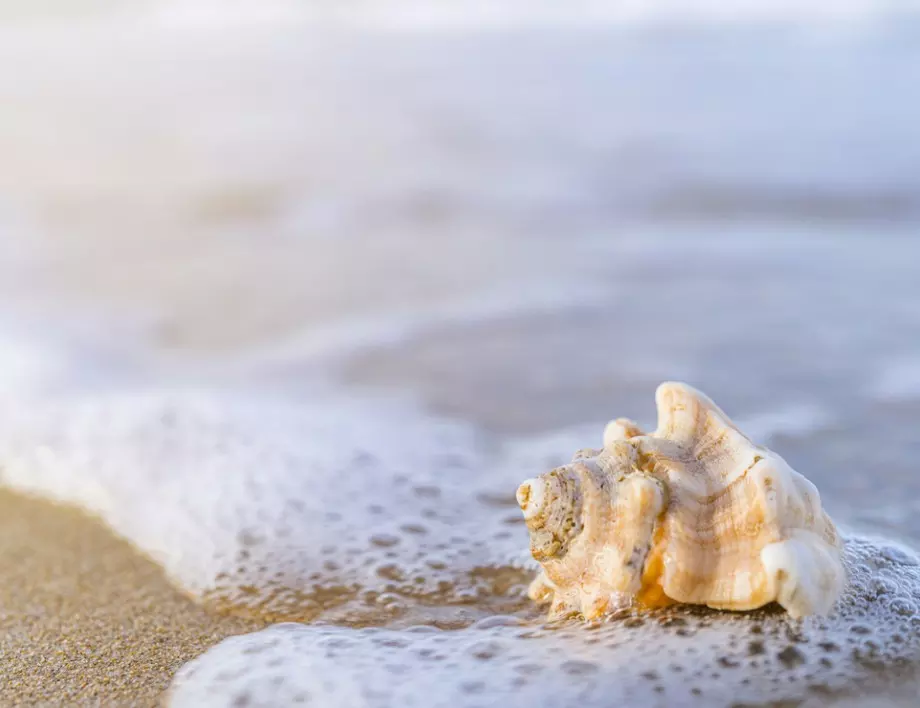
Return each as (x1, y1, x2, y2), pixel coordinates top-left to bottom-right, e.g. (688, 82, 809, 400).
(0, 489, 265, 706)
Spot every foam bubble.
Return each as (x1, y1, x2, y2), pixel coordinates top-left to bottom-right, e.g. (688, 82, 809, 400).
(0, 349, 918, 701)
(0, 388, 535, 622)
(168, 537, 920, 706)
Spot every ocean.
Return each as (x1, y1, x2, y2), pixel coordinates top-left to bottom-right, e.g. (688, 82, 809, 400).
(1, 2, 920, 705)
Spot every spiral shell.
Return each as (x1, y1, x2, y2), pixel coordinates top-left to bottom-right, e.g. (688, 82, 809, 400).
(517, 382, 844, 619)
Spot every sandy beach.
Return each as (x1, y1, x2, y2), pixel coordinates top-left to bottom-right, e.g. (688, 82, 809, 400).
(0, 490, 264, 705)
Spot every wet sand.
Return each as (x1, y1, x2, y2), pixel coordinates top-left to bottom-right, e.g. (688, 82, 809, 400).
(0, 490, 264, 706)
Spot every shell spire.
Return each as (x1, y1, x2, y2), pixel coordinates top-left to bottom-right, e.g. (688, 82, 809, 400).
(518, 382, 845, 620)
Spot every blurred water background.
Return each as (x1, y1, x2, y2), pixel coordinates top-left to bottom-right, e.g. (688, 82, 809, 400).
(3, 0, 920, 533)
(3, 1, 920, 704)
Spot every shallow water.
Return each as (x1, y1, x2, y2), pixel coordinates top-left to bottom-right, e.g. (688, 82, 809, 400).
(169, 538, 920, 707)
(2, 3, 920, 705)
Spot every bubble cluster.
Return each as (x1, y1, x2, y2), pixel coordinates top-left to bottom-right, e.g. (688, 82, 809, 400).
(169, 537, 920, 706)
(0, 388, 536, 622)
(2, 376, 920, 704)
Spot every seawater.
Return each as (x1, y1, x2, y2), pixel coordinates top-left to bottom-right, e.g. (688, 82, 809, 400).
(3, 228, 920, 706)
(2, 5, 920, 705)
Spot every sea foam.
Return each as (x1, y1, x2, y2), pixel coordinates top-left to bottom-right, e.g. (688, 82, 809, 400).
(168, 537, 920, 707)
(1, 335, 920, 704)
(0, 386, 538, 621)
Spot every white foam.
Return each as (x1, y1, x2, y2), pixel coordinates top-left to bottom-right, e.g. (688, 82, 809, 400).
(0, 386, 536, 618)
(0, 369, 860, 629)
(168, 536, 920, 707)
(0, 331, 918, 701)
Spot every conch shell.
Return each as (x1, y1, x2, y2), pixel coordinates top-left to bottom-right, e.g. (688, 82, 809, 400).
(517, 382, 844, 619)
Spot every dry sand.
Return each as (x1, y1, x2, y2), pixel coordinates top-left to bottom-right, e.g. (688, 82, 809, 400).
(0, 489, 265, 706)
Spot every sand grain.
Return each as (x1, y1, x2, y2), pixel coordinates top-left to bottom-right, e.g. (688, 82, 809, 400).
(0, 490, 264, 706)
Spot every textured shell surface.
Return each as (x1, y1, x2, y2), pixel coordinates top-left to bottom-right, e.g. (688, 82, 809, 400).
(516, 382, 845, 620)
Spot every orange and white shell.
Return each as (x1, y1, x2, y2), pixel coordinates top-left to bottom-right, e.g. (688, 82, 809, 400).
(517, 382, 844, 620)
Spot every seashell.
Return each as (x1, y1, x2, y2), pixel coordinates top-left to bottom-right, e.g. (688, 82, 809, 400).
(516, 382, 844, 620)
